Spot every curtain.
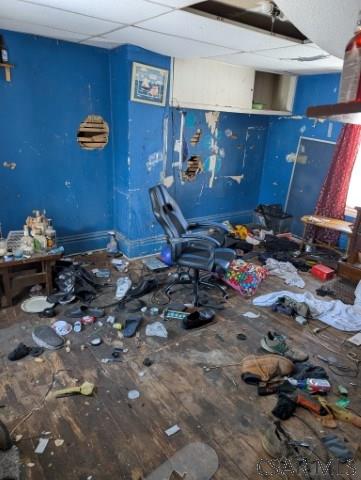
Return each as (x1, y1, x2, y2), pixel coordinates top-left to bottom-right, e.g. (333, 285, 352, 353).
(307, 123, 361, 245)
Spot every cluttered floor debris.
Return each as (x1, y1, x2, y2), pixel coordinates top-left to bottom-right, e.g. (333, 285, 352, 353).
(1, 250, 361, 479)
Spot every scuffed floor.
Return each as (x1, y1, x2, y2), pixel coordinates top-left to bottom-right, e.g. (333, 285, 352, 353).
(0, 252, 361, 479)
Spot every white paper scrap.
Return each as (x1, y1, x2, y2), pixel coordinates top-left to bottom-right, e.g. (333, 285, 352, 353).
(165, 424, 181, 437)
(242, 311, 260, 319)
(35, 437, 49, 454)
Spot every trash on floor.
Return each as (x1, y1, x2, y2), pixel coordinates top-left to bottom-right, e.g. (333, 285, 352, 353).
(223, 259, 267, 296)
(165, 424, 181, 437)
(34, 437, 49, 454)
(265, 258, 305, 289)
(128, 390, 140, 400)
(115, 276, 132, 299)
(241, 311, 260, 319)
(145, 322, 168, 338)
(52, 320, 72, 336)
(54, 381, 95, 398)
(32, 325, 64, 350)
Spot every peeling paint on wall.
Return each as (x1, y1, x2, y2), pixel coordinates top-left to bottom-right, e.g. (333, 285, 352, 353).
(286, 152, 297, 163)
(205, 111, 220, 135)
(3, 161, 16, 170)
(205, 111, 221, 188)
(225, 128, 238, 139)
(146, 151, 163, 171)
(225, 175, 245, 184)
(163, 175, 174, 188)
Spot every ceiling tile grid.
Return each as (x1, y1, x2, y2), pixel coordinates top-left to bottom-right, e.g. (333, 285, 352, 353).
(0, 0, 344, 73)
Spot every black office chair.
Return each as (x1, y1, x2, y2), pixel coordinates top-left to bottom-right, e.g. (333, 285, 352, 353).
(149, 183, 229, 246)
(149, 184, 235, 305)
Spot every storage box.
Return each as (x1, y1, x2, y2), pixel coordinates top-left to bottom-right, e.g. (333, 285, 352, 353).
(311, 264, 335, 281)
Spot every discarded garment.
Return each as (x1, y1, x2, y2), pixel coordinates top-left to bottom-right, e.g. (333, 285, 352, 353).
(265, 258, 305, 289)
(253, 290, 361, 331)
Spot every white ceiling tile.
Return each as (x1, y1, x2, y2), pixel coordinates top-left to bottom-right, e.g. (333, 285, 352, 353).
(211, 50, 342, 74)
(255, 44, 331, 59)
(146, 0, 198, 7)
(103, 26, 237, 57)
(136, 10, 297, 51)
(0, 0, 122, 36)
(20, 0, 171, 24)
(0, 18, 88, 41)
(81, 36, 120, 49)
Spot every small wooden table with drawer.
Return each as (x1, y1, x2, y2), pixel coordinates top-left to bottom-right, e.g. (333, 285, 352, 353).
(0, 252, 62, 307)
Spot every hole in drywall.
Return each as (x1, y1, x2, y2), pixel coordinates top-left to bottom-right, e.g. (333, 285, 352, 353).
(190, 128, 202, 146)
(182, 155, 203, 181)
(77, 115, 109, 150)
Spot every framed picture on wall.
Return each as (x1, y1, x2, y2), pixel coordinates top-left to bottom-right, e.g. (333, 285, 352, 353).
(130, 62, 169, 106)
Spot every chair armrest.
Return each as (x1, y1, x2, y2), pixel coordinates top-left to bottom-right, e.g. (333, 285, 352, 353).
(188, 221, 230, 233)
(181, 232, 221, 247)
(169, 236, 215, 263)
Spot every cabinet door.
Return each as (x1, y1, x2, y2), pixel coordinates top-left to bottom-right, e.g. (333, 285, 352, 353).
(171, 58, 254, 112)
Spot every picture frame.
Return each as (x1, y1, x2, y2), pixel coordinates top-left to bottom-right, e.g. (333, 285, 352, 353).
(130, 62, 169, 107)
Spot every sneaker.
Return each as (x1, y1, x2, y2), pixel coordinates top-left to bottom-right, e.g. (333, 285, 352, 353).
(261, 420, 293, 458)
(261, 331, 308, 362)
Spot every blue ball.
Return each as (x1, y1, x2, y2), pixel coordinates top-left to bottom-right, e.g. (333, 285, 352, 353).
(160, 244, 173, 266)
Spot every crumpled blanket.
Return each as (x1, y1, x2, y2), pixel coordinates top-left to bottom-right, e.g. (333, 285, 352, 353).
(265, 258, 305, 289)
(253, 290, 361, 332)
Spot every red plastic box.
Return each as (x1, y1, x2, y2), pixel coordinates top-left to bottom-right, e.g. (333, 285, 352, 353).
(311, 264, 335, 281)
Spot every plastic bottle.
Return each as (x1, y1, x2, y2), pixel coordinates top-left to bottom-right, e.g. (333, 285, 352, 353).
(288, 378, 331, 394)
(106, 231, 118, 254)
(339, 10, 361, 103)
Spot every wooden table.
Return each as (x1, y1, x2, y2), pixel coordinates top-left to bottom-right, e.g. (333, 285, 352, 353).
(301, 214, 354, 252)
(0, 252, 62, 307)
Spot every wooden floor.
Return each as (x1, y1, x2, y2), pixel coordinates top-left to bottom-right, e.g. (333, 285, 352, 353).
(1, 252, 361, 479)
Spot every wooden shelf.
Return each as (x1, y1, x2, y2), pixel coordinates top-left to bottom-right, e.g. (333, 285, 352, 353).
(307, 101, 361, 125)
(0, 62, 14, 82)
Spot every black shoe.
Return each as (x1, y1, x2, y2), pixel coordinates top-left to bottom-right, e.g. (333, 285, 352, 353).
(182, 309, 215, 329)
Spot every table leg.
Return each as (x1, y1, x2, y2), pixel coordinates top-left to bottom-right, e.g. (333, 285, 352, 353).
(45, 261, 54, 295)
(1, 269, 12, 307)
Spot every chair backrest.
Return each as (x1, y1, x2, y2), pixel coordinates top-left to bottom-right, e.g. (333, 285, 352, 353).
(149, 184, 189, 239)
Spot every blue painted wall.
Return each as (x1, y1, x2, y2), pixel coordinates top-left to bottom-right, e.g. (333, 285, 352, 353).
(259, 74, 342, 207)
(0, 30, 113, 253)
(1, 29, 346, 257)
(110, 45, 270, 257)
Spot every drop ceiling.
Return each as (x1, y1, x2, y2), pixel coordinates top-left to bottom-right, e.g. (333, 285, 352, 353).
(0, 0, 343, 73)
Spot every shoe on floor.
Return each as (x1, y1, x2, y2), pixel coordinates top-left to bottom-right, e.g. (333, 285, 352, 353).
(182, 309, 215, 330)
(261, 420, 292, 458)
(32, 325, 65, 350)
(7, 343, 31, 361)
(261, 331, 308, 363)
(65, 305, 104, 318)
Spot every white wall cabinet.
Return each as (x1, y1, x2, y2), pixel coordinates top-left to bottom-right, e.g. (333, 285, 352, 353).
(170, 58, 297, 116)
